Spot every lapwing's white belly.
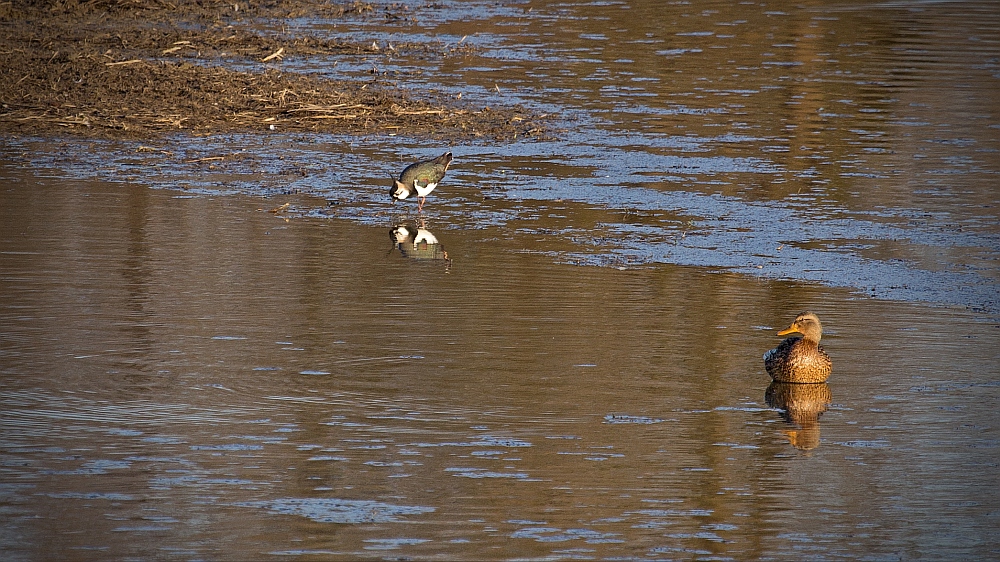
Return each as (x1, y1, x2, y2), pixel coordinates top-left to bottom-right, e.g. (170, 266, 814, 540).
(414, 182, 437, 197)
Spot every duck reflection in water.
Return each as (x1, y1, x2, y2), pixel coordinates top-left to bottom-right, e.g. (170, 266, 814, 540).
(389, 221, 450, 264)
(766, 381, 832, 451)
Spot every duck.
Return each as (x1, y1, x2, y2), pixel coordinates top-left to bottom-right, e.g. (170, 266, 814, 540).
(763, 311, 832, 383)
(389, 151, 453, 212)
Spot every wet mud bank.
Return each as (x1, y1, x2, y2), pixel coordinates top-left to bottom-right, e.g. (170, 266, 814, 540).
(0, 0, 548, 139)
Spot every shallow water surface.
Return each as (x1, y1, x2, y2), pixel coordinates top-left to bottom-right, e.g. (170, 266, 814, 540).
(3, 0, 1000, 559)
(1, 165, 998, 559)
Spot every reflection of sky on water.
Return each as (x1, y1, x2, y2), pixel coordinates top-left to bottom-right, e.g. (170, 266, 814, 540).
(11, 129, 998, 317)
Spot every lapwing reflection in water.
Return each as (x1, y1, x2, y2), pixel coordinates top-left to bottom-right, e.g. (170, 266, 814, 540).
(389, 221, 451, 268)
(765, 381, 832, 451)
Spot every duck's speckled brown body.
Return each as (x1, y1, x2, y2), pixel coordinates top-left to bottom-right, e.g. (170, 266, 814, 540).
(763, 312, 832, 383)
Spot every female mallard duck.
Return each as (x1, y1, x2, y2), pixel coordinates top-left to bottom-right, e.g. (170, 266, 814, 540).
(763, 312, 832, 383)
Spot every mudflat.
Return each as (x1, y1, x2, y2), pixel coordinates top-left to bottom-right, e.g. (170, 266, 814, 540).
(0, 0, 547, 139)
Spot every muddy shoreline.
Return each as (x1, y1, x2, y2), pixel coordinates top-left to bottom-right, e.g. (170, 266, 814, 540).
(0, 0, 548, 140)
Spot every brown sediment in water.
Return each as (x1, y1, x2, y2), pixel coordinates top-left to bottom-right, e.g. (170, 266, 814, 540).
(0, 0, 549, 140)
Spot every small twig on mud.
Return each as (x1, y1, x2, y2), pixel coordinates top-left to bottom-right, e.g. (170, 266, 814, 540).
(105, 59, 143, 66)
(286, 103, 370, 113)
(269, 202, 291, 214)
(163, 40, 192, 54)
(57, 114, 90, 126)
(304, 114, 359, 119)
(184, 156, 226, 163)
(261, 47, 285, 62)
(393, 109, 445, 116)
